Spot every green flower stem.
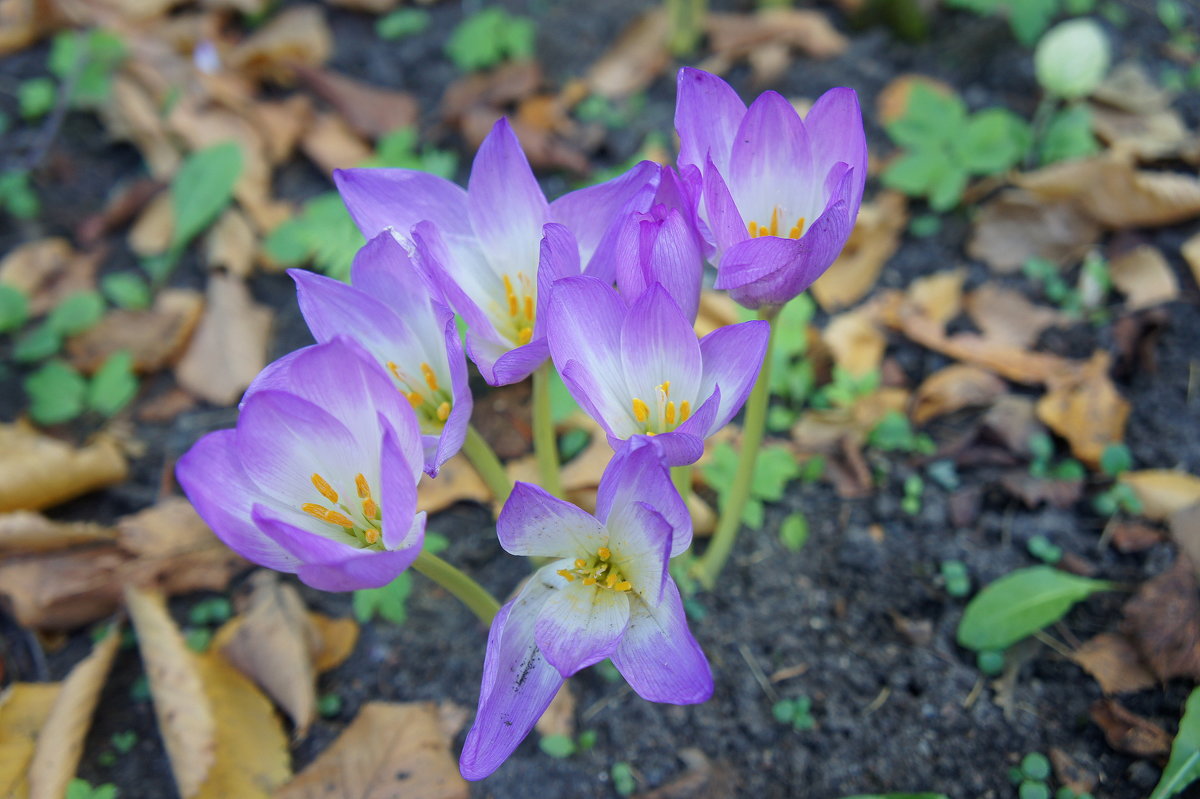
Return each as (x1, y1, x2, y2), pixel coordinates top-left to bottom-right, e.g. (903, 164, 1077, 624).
(463, 425, 513, 504)
(695, 305, 780, 589)
(411, 549, 500, 627)
(532, 363, 565, 498)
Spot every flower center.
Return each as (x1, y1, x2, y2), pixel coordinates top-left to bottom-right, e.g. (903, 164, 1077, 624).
(386, 360, 452, 430)
(498, 272, 535, 346)
(556, 546, 632, 592)
(747, 207, 806, 240)
(631, 380, 691, 435)
(301, 471, 384, 548)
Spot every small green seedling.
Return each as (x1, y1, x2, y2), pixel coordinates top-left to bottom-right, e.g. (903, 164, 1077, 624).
(446, 7, 535, 72)
(941, 560, 971, 598)
(1027, 432, 1085, 481)
(65, 779, 117, 799)
(779, 512, 810, 553)
(376, 8, 431, 39)
(188, 596, 233, 626)
(1055, 789, 1094, 799)
(101, 272, 152, 310)
(130, 674, 150, 702)
(318, 692, 343, 717)
(0, 170, 39, 219)
(772, 696, 815, 731)
(19, 77, 56, 120)
(703, 443, 801, 530)
(978, 649, 1005, 675)
(0, 285, 29, 333)
(813, 366, 881, 409)
(1093, 443, 1144, 517)
(611, 761, 637, 796)
(353, 572, 413, 625)
(539, 730, 596, 758)
(1026, 535, 1063, 565)
(868, 411, 936, 456)
(111, 731, 137, 753)
(24, 360, 87, 425)
(908, 214, 941, 238)
(902, 474, 925, 516)
(1020, 782, 1050, 799)
(184, 627, 212, 653)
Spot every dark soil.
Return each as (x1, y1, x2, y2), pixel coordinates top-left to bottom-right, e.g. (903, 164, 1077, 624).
(4, 0, 1200, 797)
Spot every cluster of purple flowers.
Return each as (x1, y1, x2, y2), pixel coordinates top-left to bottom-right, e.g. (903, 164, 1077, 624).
(177, 68, 866, 779)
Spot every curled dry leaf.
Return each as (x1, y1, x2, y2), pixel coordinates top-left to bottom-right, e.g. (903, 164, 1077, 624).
(968, 190, 1101, 274)
(128, 191, 174, 257)
(250, 95, 313, 165)
(998, 471, 1083, 509)
(27, 627, 121, 799)
(1122, 556, 1200, 682)
(1092, 61, 1175, 116)
(1111, 521, 1167, 554)
(0, 683, 61, 796)
(1035, 351, 1129, 468)
(695, 289, 742, 337)
(703, 9, 848, 84)
(1182, 231, 1200, 289)
(1109, 245, 1180, 310)
(0, 512, 113, 556)
(103, 76, 180, 179)
(417, 455, 492, 515)
(823, 311, 886, 377)
(1119, 471, 1200, 522)
(227, 5, 332, 82)
(1070, 632, 1157, 695)
(0, 0, 64, 56)
(535, 684, 576, 740)
(904, 269, 965, 328)
(1169, 504, 1200, 577)
(811, 191, 908, 312)
(0, 423, 127, 513)
(295, 66, 419, 140)
(307, 612, 359, 673)
(586, 9, 669, 99)
(965, 284, 1066, 349)
(1089, 699, 1172, 758)
(300, 113, 373, 175)
(205, 209, 256, 277)
(1091, 103, 1195, 162)
(67, 288, 204, 375)
(0, 238, 98, 316)
(175, 274, 273, 406)
(275, 702, 467, 799)
(442, 61, 542, 128)
(1049, 748, 1098, 796)
(911, 364, 1007, 425)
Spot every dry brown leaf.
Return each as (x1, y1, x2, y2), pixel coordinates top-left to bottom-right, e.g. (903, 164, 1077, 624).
(460, 104, 590, 174)
(296, 66, 419, 140)
(1170, 504, 1200, 575)
(0, 238, 98, 316)
(823, 311, 885, 377)
(126, 585, 218, 797)
(1036, 351, 1129, 468)
(635, 748, 738, 799)
(1016, 153, 1200, 228)
(308, 613, 359, 673)
(67, 288, 204, 375)
(102, 76, 180, 179)
(0, 0, 63, 57)
(1070, 632, 1157, 695)
(27, 628, 121, 799)
(1090, 699, 1171, 757)
(811, 192, 907, 311)
(0, 683, 61, 797)
(213, 571, 317, 736)
(999, 471, 1083, 509)
(227, 5, 332, 81)
(695, 289, 742, 337)
(250, 95, 313, 165)
(703, 9, 848, 83)
(417, 455, 492, 515)
(1109, 245, 1180, 310)
(1122, 556, 1200, 682)
(911, 364, 1007, 425)
(586, 9, 668, 99)
(129, 191, 174, 256)
(275, 702, 466, 799)
(905, 269, 965, 327)
(964, 284, 1065, 349)
(205, 210, 256, 277)
(1093, 61, 1174, 115)
(876, 74, 956, 126)
(0, 423, 127, 513)
(1120, 470, 1200, 521)
(1091, 103, 1194, 162)
(535, 683, 576, 740)
(1111, 521, 1167, 554)
(442, 61, 542, 127)
(968, 190, 1102, 273)
(0, 512, 114, 556)
(1182, 231, 1200, 289)
(301, 112, 373, 176)
(175, 273, 272, 405)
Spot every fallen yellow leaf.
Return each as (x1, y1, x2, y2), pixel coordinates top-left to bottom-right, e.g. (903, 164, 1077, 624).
(0, 423, 128, 513)
(1120, 471, 1200, 521)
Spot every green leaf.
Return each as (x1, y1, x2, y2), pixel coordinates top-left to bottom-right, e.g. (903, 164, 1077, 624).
(1040, 105, 1099, 165)
(1099, 443, 1133, 477)
(0, 170, 40, 219)
(19, 77, 56, 120)
(0, 284, 29, 333)
(24, 360, 87, 425)
(548, 368, 582, 423)
(1008, 0, 1057, 45)
(170, 142, 243, 249)
(51, 29, 127, 107)
(317, 692, 343, 717)
(353, 572, 412, 625)
(101, 272, 151, 310)
(446, 8, 536, 72)
(13, 323, 61, 362)
(184, 627, 211, 653)
(47, 290, 105, 336)
(1150, 686, 1200, 799)
(779, 512, 809, 553)
(88, 350, 138, 417)
(927, 165, 969, 212)
(611, 762, 637, 796)
(262, 218, 310, 267)
(958, 109, 1031, 174)
(111, 730, 137, 754)
(1157, 0, 1187, 32)
(188, 597, 232, 625)
(376, 8, 431, 39)
(886, 84, 967, 148)
(538, 734, 576, 758)
(1022, 752, 1052, 781)
(752, 446, 802, 501)
(1035, 19, 1111, 99)
(956, 566, 1113, 651)
(881, 149, 942, 195)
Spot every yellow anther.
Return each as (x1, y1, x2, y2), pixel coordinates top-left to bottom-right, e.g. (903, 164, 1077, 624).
(436, 401, 451, 421)
(524, 295, 535, 321)
(557, 569, 575, 582)
(582, 576, 596, 586)
(324, 510, 356, 529)
(679, 400, 691, 422)
(665, 402, 676, 425)
(747, 220, 758, 237)
(606, 573, 618, 588)
(362, 498, 378, 519)
(503, 274, 515, 297)
(517, 328, 533, 345)
(363, 528, 380, 545)
(769, 207, 780, 236)
(632, 398, 649, 423)
(355, 473, 370, 498)
(660, 380, 670, 397)
(406, 391, 424, 409)
(421, 362, 439, 392)
(615, 580, 632, 592)
(507, 293, 520, 317)
(302, 503, 329, 521)
(311, 473, 338, 504)
(575, 558, 587, 569)
(790, 216, 806, 239)
(598, 547, 611, 560)
(387, 361, 403, 381)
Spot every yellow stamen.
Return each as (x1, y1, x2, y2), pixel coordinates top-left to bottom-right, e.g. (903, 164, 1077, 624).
(524, 295, 535, 321)
(517, 328, 533, 345)
(769, 207, 779, 236)
(362, 498, 378, 519)
(665, 402, 676, 425)
(660, 380, 670, 397)
(557, 569, 575, 582)
(679, 400, 691, 422)
(325, 510, 356, 529)
(406, 391, 424, 409)
(436, 401, 451, 421)
(355, 473, 370, 498)
(302, 503, 329, 521)
(503, 274, 515, 297)
(632, 398, 649, 423)
(508, 293, 520, 317)
(747, 220, 758, 237)
(421, 363, 439, 392)
(597, 547, 611, 560)
(615, 580, 632, 592)
(582, 576, 596, 586)
(363, 528, 380, 545)
(311, 473, 338, 504)
(387, 361, 403, 381)
(606, 572, 618, 588)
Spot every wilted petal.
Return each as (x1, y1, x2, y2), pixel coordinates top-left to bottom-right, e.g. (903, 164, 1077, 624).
(675, 67, 746, 177)
(697, 320, 770, 433)
(333, 168, 470, 242)
(460, 572, 563, 781)
(535, 578, 630, 676)
(613, 579, 713, 704)
(552, 160, 660, 282)
(497, 481, 608, 558)
(467, 118, 548, 280)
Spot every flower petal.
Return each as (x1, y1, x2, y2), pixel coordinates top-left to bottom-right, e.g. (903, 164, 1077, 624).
(535, 578, 630, 676)
(460, 572, 563, 780)
(727, 91, 814, 229)
(467, 118, 548, 280)
(597, 442, 692, 558)
(613, 578, 713, 704)
(610, 500, 672, 605)
(333, 168, 469, 241)
(620, 284, 702, 410)
(349, 231, 441, 324)
(380, 418, 423, 551)
(701, 158, 748, 257)
(429, 302, 473, 474)
(411, 221, 498, 339)
(675, 68, 746, 177)
(804, 87, 868, 219)
(546, 276, 629, 431)
(497, 481, 608, 558)
(471, 333, 549, 387)
(533, 223, 580, 340)
(698, 320, 770, 432)
(641, 209, 703, 323)
(175, 430, 297, 571)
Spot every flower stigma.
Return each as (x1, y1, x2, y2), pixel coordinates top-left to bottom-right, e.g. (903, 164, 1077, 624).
(630, 380, 691, 435)
(386, 360, 453, 430)
(498, 272, 536, 346)
(556, 545, 633, 592)
(746, 207, 806, 240)
(301, 471, 384, 548)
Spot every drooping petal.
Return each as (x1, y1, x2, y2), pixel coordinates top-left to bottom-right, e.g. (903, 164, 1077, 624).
(697, 320, 770, 433)
(546, 276, 630, 432)
(675, 68, 746, 177)
(620, 284, 702, 410)
(379, 419, 423, 551)
(612, 579, 713, 704)
(597, 443, 692, 559)
(804, 87, 868, 220)
(460, 571, 563, 781)
(727, 91, 814, 229)
(467, 118, 548, 280)
(497, 481, 608, 558)
(472, 333, 549, 387)
(175, 430, 298, 571)
(551, 160, 660, 282)
(333, 168, 470, 242)
(534, 578, 630, 676)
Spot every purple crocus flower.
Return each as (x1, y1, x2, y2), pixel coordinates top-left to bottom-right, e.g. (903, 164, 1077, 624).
(176, 338, 426, 592)
(333, 118, 660, 385)
(675, 67, 867, 309)
(546, 276, 769, 466)
(286, 232, 470, 477)
(459, 444, 712, 780)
